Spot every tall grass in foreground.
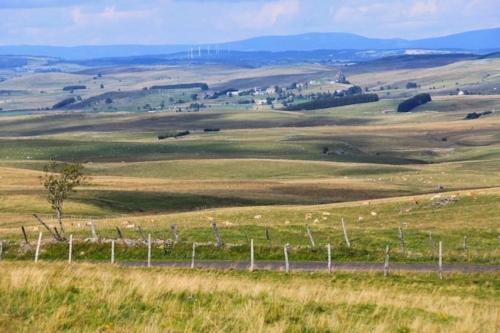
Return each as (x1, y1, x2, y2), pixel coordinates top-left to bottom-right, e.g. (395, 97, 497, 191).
(0, 262, 498, 332)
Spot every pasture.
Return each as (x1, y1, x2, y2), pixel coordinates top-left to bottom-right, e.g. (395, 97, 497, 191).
(0, 57, 499, 332)
(0, 92, 499, 265)
(0, 262, 498, 332)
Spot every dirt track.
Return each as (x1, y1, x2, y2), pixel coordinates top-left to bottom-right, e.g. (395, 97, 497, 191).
(123, 260, 500, 273)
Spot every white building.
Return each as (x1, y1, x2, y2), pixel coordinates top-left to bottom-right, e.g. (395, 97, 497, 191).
(227, 90, 241, 97)
(266, 87, 277, 94)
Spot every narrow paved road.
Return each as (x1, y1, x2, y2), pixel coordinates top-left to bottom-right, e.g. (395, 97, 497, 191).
(123, 261, 500, 273)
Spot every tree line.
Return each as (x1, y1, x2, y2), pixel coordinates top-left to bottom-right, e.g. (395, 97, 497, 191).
(397, 93, 432, 112)
(286, 93, 379, 111)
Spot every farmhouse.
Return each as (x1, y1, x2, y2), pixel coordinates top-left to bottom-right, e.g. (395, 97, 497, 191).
(227, 90, 241, 97)
(335, 70, 350, 84)
(266, 87, 277, 94)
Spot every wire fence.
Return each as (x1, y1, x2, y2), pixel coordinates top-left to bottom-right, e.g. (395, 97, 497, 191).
(1, 221, 498, 277)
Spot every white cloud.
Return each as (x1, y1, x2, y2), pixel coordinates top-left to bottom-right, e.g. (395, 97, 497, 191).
(71, 5, 151, 26)
(263, 0, 300, 25)
(0, 0, 498, 45)
(235, 0, 300, 30)
(328, 0, 500, 39)
(409, 0, 438, 17)
(332, 2, 404, 24)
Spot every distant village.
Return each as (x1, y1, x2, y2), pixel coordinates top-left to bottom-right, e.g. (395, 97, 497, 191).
(201, 70, 352, 109)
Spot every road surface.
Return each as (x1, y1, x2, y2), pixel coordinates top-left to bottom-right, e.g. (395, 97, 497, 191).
(122, 260, 500, 273)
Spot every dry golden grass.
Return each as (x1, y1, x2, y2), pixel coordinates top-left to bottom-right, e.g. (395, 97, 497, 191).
(0, 262, 498, 332)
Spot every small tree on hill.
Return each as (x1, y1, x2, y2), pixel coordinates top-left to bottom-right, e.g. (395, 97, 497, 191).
(39, 161, 87, 239)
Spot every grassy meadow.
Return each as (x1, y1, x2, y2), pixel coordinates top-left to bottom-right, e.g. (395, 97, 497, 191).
(349, 58, 500, 97)
(1, 188, 498, 264)
(0, 93, 499, 265)
(0, 262, 498, 332)
(0, 59, 499, 331)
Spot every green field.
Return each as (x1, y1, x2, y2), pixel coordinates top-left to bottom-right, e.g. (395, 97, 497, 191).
(1, 58, 499, 332)
(1, 97, 499, 265)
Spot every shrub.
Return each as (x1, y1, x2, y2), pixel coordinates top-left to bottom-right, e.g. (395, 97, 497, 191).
(237, 100, 253, 105)
(62, 85, 86, 91)
(157, 130, 190, 140)
(52, 97, 77, 109)
(406, 82, 418, 89)
(149, 83, 209, 91)
(397, 93, 432, 112)
(465, 111, 492, 120)
(189, 103, 205, 110)
(204, 128, 220, 132)
(345, 86, 362, 96)
(208, 89, 238, 99)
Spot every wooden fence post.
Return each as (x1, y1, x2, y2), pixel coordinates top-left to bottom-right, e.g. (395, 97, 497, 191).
(116, 227, 124, 240)
(21, 226, 31, 247)
(68, 234, 73, 264)
(90, 223, 98, 242)
(147, 234, 152, 268)
(265, 227, 270, 242)
(428, 231, 434, 256)
(463, 236, 468, 252)
(438, 241, 443, 280)
(137, 226, 148, 243)
(35, 232, 43, 263)
(341, 219, 351, 248)
(212, 223, 223, 248)
(398, 226, 405, 253)
(284, 243, 290, 273)
(384, 245, 390, 277)
(191, 242, 196, 269)
(33, 214, 62, 241)
(244, 232, 250, 246)
(111, 240, 115, 264)
(327, 243, 332, 273)
(250, 239, 255, 271)
(171, 224, 180, 243)
(0, 240, 3, 260)
(306, 225, 316, 248)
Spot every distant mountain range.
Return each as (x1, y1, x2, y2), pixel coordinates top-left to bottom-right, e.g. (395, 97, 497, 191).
(226, 28, 500, 52)
(0, 28, 499, 60)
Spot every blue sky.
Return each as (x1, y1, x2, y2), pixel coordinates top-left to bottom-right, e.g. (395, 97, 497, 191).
(0, 0, 498, 45)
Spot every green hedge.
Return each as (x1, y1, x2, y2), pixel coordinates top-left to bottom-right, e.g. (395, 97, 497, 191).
(397, 93, 431, 112)
(62, 85, 86, 91)
(286, 94, 379, 111)
(158, 130, 190, 140)
(149, 83, 208, 91)
(52, 97, 77, 109)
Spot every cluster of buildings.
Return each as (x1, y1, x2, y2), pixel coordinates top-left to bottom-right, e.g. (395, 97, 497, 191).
(201, 71, 352, 108)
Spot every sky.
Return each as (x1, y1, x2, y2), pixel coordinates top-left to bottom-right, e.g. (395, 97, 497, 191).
(0, 0, 498, 46)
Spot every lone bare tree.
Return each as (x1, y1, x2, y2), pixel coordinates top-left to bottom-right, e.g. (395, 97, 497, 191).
(37, 161, 86, 240)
